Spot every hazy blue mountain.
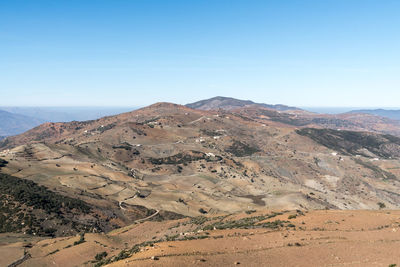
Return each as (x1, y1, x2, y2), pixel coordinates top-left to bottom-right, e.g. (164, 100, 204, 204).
(302, 107, 363, 114)
(0, 107, 139, 137)
(0, 110, 45, 136)
(0, 107, 138, 123)
(348, 109, 400, 121)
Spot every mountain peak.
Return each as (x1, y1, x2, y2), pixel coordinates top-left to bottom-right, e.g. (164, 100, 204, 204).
(186, 96, 300, 111)
(140, 102, 197, 113)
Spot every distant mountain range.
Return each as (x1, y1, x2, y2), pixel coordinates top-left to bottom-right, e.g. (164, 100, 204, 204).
(0, 106, 137, 137)
(348, 109, 400, 121)
(1, 98, 400, 138)
(186, 96, 301, 111)
(0, 106, 137, 122)
(0, 110, 45, 136)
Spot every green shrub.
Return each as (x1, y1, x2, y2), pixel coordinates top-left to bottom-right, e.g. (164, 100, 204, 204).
(225, 140, 260, 157)
(73, 233, 85, 245)
(95, 251, 108, 261)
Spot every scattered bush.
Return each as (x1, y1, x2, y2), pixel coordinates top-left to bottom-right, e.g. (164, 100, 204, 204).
(74, 233, 86, 245)
(199, 208, 208, 214)
(225, 140, 260, 157)
(0, 158, 8, 168)
(95, 251, 108, 261)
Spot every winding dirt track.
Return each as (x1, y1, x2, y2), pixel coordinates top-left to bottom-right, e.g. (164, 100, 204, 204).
(119, 200, 160, 223)
(133, 210, 160, 223)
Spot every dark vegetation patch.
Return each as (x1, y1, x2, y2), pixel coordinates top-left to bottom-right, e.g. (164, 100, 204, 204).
(112, 142, 135, 151)
(148, 150, 219, 165)
(140, 117, 159, 125)
(200, 212, 287, 231)
(122, 204, 185, 221)
(112, 143, 132, 150)
(34, 128, 57, 141)
(94, 240, 161, 266)
(48, 249, 60, 255)
(269, 115, 310, 126)
(73, 233, 86, 245)
(0, 173, 113, 236)
(155, 210, 186, 221)
(96, 123, 115, 133)
(95, 251, 108, 261)
(378, 202, 386, 209)
(296, 128, 400, 159)
(72, 120, 96, 130)
(239, 109, 360, 128)
(232, 113, 258, 123)
(186, 212, 288, 231)
(310, 118, 359, 128)
(128, 124, 147, 136)
(240, 195, 266, 206)
(225, 140, 260, 157)
(200, 129, 223, 136)
(0, 158, 8, 168)
(241, 109, 310, 126)
(245, 210, 256, 214)
(0, 173, 90, 213)
(354, 158, 397, 180)
(75, 145, 100, 159)
(198, 208, 208, 214)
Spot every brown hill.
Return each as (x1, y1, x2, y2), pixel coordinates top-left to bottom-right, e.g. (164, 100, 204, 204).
(0, 102, 400, 220)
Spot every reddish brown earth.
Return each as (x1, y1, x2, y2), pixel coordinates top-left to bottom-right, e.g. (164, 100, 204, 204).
(1, 210, 399, 267)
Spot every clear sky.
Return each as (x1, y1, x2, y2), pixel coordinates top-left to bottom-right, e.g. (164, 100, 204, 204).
(1, 0, 399, 107)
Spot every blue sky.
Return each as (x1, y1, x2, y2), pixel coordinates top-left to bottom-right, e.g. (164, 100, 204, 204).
(0, 0, 399, 107)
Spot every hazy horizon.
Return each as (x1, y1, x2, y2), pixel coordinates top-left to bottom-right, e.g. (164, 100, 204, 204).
(1, 101, 400, 119)
(1, 103, 400, 110)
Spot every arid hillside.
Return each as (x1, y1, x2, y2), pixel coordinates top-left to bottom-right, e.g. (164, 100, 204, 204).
(1, 100, 400, 266)
(1, 102, 400, 220)
(1, 209, 400, 267)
